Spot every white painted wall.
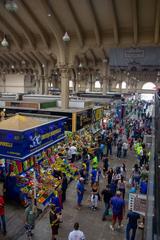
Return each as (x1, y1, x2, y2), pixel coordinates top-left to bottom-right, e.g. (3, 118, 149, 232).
(5, 74, 25, 93)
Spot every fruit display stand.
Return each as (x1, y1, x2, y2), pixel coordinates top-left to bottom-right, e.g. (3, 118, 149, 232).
(0, 113, 67, 207)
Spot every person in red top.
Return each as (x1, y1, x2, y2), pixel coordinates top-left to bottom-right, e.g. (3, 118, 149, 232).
(0, 195, 6, 235)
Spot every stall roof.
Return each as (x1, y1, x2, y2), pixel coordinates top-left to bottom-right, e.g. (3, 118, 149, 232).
(0, 114, 55, 131)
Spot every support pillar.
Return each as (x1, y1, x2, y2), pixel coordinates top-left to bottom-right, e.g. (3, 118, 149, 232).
(2, 73, 6, 93)
(60, 66, 69, 109)
(102, 64, 110, 95)
(44, 76, 48, 95)
(75, 72, 80, 93)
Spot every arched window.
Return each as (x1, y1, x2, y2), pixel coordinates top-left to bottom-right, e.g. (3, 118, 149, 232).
(141, 82, 156, 101)
(95, 80, 101, 88)
(142, 82, 156, 90)
(122, 81, 127, 89)
(116, 83, 119, 89)
(69, 80, 73, 88)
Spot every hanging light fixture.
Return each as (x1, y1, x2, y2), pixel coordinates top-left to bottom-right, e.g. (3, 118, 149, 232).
(79, 62, 83, 68)
(5, 0, 18, 12)
(1, 35, 9, 47)
(62, 32, 70, 42)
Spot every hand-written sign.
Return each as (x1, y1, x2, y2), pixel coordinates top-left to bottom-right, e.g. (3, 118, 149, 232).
(128, 193, 147, 216)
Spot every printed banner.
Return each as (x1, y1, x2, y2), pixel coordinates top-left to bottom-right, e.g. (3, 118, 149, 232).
(0, 119, 66, 159)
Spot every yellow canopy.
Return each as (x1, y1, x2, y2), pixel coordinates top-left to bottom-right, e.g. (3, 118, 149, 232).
(0, 114, 52, 131)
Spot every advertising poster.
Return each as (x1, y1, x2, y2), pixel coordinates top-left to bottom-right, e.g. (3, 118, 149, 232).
(0, 119, 66, 159)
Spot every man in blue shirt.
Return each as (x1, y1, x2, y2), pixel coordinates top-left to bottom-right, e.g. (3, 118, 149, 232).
(76, 178, 85, 209)
(126, 210, 140, 240)
(110, 191, 125, 231)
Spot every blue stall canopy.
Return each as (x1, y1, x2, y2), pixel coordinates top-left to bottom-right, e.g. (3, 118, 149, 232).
(0, 114, 67, 160)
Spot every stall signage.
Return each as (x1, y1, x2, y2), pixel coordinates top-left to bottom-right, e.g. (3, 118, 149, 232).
(0, 119, 66, 159)
(93, 108, 103, 122)
(76, 109, 92, 130)
(128, 193, 147, 216)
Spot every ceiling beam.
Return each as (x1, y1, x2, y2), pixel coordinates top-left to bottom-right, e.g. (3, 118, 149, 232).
(154, 0, 160, 44)
(88, 49, 97, 66)
(0, 14, 22, 50)
(86, 0, 101, 46)
(48, 53, 56, 65)
(30, 52, 42, 66)
(9, 53, 22, 63)
(110, 0, 119, 45)
(36, 52, 48, 65)
(11, 13, 36, 49)
(83, 54, 89, 67)
(39, 0, 64, 40)
(3, 53, 17, 65)
(0, 3, 36, 49)
(132, 0, 138, 44)
(64, 0, 84, 47)
(0, 55, 10, 66)
(16, 52, 33, 66)
(20, 0, 50, 50)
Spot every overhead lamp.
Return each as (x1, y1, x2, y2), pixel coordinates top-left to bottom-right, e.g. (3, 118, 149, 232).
(1, 36, 9, 47)
(42, 64, 45, 68)
(79, 63, 83, 68)
(11, 65, 14, 69)
(62, 32, 70, 42)
(5, 0, 18, 12)
(48, 13, 51, 17)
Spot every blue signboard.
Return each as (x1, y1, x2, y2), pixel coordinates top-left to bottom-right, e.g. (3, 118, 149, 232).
(0, 118, 66, 159)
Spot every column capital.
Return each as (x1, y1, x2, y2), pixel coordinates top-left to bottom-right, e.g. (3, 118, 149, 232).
(58, 63, 74, 71)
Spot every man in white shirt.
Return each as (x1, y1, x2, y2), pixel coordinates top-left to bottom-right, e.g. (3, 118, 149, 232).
(122, 142, 128, 158)
(69, 144, 77, 163)
(68, 222, 85, 240)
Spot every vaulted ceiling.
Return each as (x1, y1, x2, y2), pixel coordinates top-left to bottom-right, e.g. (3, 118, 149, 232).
(0, 0, 159, 70)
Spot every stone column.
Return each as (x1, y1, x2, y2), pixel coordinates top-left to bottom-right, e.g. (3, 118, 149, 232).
(102, 64, 110, 95)
(35, 72, 40, 94)
(75, 72, 80, 93)
(44, 76, 48, 95)
(2, 73, 6, 93)
(60, 65, 69, 109)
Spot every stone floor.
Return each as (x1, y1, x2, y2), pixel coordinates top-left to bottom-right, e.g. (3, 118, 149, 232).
(0, 148, 143, 240)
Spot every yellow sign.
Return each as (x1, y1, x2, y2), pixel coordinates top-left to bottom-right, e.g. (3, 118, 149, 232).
(95, 108, 103, 121)
(41, 128, 61, 140)
(0, 141, 13, 147)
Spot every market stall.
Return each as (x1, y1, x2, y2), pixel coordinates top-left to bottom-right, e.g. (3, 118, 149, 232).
(0, 113, 76, 209)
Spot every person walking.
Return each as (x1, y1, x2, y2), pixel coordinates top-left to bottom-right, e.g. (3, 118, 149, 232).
(61, 173, 68, 202)
(0, 194, 6, 235)
(102, 154, 109, 177)
(110, 191, 125, 231)
(76, 177, 85, 209)
(90, 182, 99, 210)
(117, 176, 126, 199)
(101, 185, 113, 221)
(126, 210, 140, 240)
(107, 168, 113, 185)
(122, 141, 128, 158)
(49, 204, 60, 240)
(117, 139, 122, 159)
(68, 222, 85, 240)
(24, 199, 36, 237)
